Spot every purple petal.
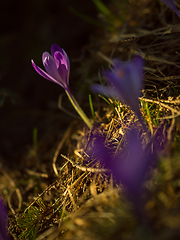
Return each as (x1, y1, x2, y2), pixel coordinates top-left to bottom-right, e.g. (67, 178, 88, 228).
(51, 44, 70, 72)
(113, 59, 124, 69)
(92, 56, 143, 118)
(134, 55, 144, 80)
(42, 53, 68, 89)
(51, 44, 63, 57)
(54, 52, 69, 87)
(92, 82, 141, 118)
(32, 44, 71, 90)
(126, 56, 144, 95)
(31, 60, 61, 85)
(116, 129, 144, 196)
(117, 129, 157, 198)
(92, 128, 156, 199)
(104, 70, 126, 93)
(105, 69, 141, 117)
(91, 84, 123, 99)
(42, 51, 49, 64)
(0, 198, 9, 240)
(92, 135, 112, 169)
(42, 52, 60, 79)
(61, 49, 70, 71)
(54, 51, 68, 72)
(160, 0, 180, 17)
(134, 55, 144, 92)
(113, 56, 143, 96)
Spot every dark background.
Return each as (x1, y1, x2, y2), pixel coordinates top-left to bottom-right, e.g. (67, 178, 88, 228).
(0, 0, 99, 162)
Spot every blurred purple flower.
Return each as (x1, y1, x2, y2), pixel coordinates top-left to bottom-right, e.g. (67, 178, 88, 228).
(93, 128, 157, 199)
(92, 55, 144, 119)
(0, 198, 9, 240)
(31, 44, 70, 90)
(160, 0, 180, 17)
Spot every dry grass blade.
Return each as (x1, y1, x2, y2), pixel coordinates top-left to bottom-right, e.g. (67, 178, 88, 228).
(53, 121, 76, 176)
(140, 97, 180, 118)
(61, 154, 110, 173)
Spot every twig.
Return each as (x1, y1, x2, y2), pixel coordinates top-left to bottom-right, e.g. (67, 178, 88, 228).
(26, 169, 48, 178)
(52, 121, 76, 176)
(67, 185, 77, 210)
(145, 74, 180, 83)
(35, 227, 57, 240)
(131, 49, 180, 68)
(61, 154, 110, 173)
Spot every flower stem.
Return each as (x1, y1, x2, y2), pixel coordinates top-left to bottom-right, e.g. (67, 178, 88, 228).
(65, 89, 93, 129)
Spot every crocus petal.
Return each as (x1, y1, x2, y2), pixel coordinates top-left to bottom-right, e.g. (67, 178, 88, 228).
(92, 84, 123, 100)
(92, 81, 141, 118)
(51, 44, 63, 57)
(92, 128, 157, 199)
(0, 198, 9, 240)
(42, 52, 62, 80)
(32, 44, 70, 90)
(92, 56, 143, 118)
(113, 56, 143, 97)
(31, 60, 61, 85)
(125, 55, 143, 95)
(160, 0, 180, 17)
(61, 49, 70, 71)
(42, 52, 68, 89)
(116, 129, 145, 197)
(54, 51, 69, 72)
(51, 44, 70, 71)
(54, 52, 69, 87)
(104, 70, 129, 97)
(105, 69, 141, 117)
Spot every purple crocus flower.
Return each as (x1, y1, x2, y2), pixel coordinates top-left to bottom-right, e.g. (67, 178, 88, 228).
(0, 198, 9, 240)
(93, 128, 156, 199)
(31, 44, 70, 90)
(160, 0, 180, 17)
(31, 44, 92, 129)
(92, 55, 144, 120)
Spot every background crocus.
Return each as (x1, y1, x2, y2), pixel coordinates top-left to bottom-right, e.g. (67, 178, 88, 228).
(93, 128, 157, 200)
(160, 0, 180, 17)
(0, 198, 9, 240)
(32, 44, 92, 129)
(92, 55, 144, 121)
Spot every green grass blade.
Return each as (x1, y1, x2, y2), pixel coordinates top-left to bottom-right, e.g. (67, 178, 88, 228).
(92, 0, 113, 17)
(69, 7, 104, 28)
(155, 109, 160, 126)
(172, 85, 179, 96)
(89, 94, 95, 121)
(98, 94, 111, 105)
(145, 102, 152, 122)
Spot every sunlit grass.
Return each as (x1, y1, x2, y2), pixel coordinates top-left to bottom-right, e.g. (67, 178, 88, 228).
(140, 100, 162, 128)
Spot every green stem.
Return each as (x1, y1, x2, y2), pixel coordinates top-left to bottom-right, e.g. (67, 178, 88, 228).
(65, 89, 93, 129)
